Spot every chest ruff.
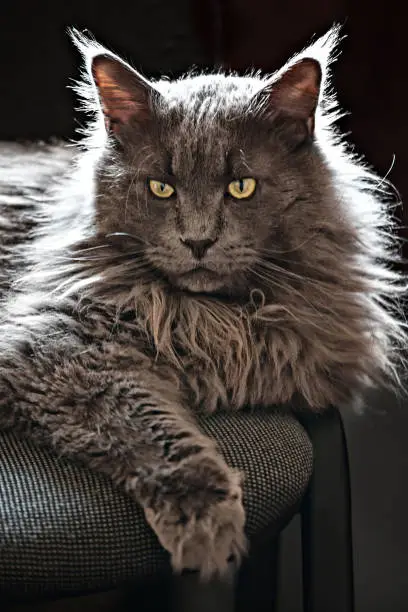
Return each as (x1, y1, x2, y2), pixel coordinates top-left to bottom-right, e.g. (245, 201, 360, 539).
(116, 284, 364, 413)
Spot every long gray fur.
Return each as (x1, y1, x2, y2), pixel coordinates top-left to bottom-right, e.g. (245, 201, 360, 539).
(0, 27, 405, 577)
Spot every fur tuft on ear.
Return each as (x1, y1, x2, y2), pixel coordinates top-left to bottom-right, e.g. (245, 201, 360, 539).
(253, 25, 343, 136)
(69, 29, 157, 135)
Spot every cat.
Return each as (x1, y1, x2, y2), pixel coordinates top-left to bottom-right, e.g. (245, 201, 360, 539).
(0, 26, 405, 578)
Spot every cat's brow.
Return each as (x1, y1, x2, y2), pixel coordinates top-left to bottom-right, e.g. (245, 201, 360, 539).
(226, 149, 253, 177)
(140, 156, 173, 179)
(148, 172, 175, 184)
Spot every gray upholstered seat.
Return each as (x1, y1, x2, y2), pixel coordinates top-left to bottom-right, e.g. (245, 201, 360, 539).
(0, 410, 313, 597)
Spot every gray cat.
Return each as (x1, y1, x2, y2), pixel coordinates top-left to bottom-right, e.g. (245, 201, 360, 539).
(0, 26, 405, 577)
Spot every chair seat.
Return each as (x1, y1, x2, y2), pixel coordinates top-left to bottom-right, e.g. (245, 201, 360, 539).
(0, 409, 313, 598)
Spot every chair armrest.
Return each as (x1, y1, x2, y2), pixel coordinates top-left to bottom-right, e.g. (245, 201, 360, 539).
(298, 407, 354, 612)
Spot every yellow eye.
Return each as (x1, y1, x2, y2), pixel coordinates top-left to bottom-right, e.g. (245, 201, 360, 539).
(227, 178, 256, 200)
(149, 179, 175, 199)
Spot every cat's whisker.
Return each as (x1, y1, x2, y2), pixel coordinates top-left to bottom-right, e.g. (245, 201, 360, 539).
(258, 255, 372, 292)
(248, 268, 304, 322)
(105, 232, 147, 244)
(250, 263, 334, 315)
(71, 244, 110, 254)
(249, 266, 295, 296)
(238, 149, 252, 173)
(251, 266, 362, 337)
(58, 248, 147, 264)
(123, 144, 154, 217)
(376, 154, 396, 191)
(124, 150, 155, 221)
(258, 232, 324, 256)
(256, 264, 351, 322)
(255, 258, 315, 284)
(255, 265, 328, 302)
(250, 266, 340, 326)
(255, 257, 337, 290)
(257, 252, 322, 271)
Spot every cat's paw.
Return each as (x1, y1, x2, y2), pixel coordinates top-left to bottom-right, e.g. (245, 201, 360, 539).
(144, 463, 246, 579)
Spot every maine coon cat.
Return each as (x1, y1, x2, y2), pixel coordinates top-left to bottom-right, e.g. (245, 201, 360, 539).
(0, 26, 405, 577)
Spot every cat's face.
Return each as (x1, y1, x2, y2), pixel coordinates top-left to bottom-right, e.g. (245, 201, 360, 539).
(89, 48, 332, 295)
(144, 113, 277, 294)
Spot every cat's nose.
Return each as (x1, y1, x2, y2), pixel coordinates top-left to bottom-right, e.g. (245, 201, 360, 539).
(180, 237, 217, 260)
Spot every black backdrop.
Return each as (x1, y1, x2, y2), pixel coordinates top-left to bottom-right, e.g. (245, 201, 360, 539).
(1, 2, 408, 611)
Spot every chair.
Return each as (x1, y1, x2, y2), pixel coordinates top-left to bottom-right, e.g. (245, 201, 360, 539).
(299, 408, 354, 612)
(173, 407, 355, 612)
(0, 406, 354, 612)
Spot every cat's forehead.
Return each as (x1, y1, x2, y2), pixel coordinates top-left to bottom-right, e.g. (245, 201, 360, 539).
(153, 74, 266, 178)
(156, 74, 266, 117)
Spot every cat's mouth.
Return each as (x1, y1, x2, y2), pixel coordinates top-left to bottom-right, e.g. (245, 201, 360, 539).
(181, 265, 215, 275)
(174, 266, 225, 293)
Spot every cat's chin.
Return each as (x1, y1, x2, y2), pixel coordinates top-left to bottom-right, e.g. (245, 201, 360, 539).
(172, 269, 227, 294)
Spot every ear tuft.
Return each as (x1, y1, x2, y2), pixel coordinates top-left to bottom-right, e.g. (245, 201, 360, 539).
(254, 25, 343, 137)
(68, 28, 155, 135)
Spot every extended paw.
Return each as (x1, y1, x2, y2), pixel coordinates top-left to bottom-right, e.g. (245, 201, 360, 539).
(144, 467, 246, 579)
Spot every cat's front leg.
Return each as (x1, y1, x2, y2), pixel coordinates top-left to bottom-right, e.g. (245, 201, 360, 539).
(0, 360, 246, 578)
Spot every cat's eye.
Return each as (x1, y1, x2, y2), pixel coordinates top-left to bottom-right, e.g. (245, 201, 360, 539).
(149, 179, 175, 199)
(227, 178, 257, 200)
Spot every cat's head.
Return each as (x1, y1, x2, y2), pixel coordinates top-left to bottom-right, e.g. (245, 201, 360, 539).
(70, 28, 355, 298)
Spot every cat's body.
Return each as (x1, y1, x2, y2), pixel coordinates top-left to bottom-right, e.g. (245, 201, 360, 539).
(0, 29, 405, 576)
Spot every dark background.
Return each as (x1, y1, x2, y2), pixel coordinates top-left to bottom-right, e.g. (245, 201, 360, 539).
(2, 0, 407, 240)
(1, 1, 407, 610)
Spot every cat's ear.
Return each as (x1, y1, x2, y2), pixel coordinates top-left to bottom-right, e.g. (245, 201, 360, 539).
(90, 54, 156, 134)
(256, 25, 342, 139)
(267, 58, 321, 135)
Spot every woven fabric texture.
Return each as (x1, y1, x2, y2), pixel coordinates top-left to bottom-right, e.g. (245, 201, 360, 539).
(0, 409, 313, 597)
